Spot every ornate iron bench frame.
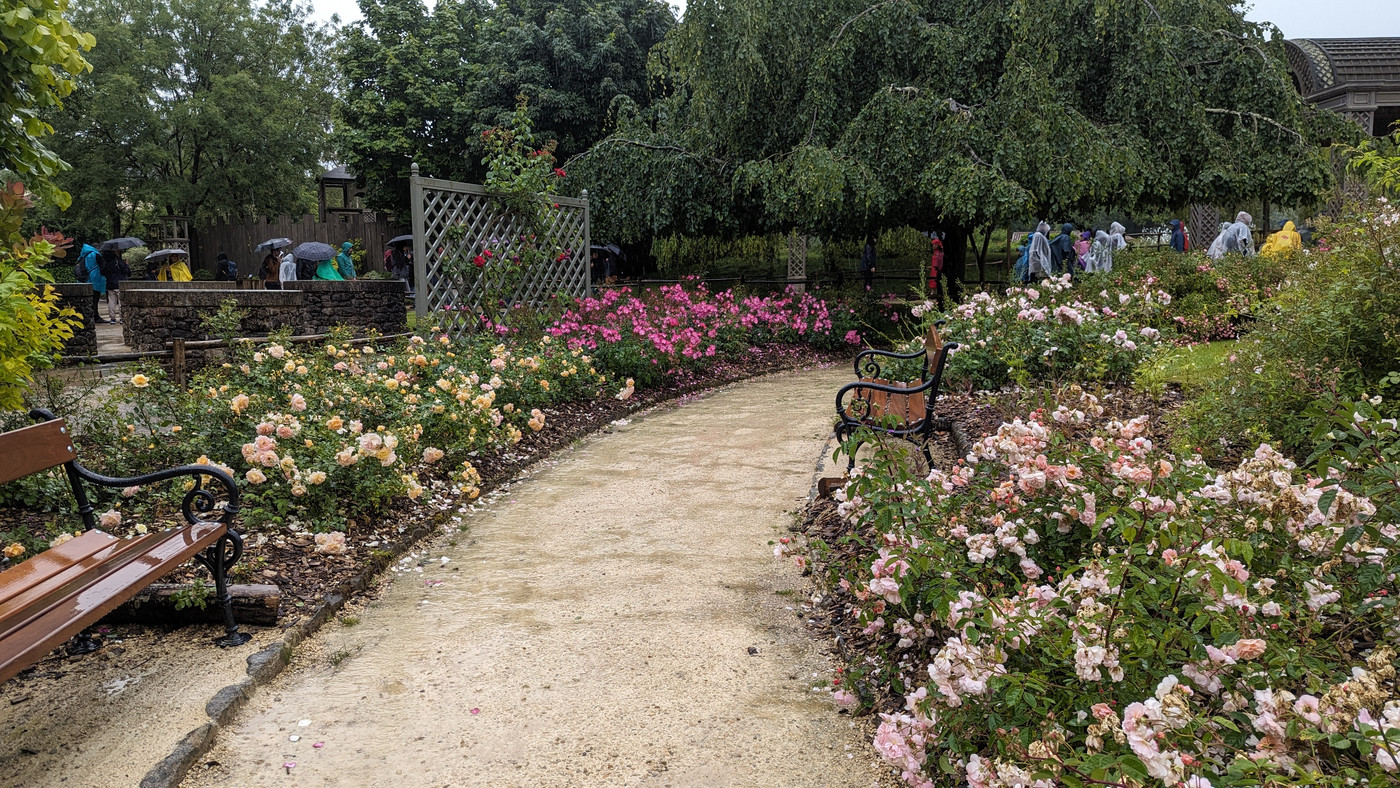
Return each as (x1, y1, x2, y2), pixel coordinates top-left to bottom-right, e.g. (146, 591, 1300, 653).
(0, 409, 251, 684)
(834, 323, 958, 470)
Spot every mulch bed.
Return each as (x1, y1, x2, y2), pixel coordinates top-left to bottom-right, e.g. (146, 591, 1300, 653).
(1, 345, 847, 645)
(797, 381, 1186, 717)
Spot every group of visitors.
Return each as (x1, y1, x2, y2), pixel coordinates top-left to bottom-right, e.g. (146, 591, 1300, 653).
(1205, 212, 1305, 260)
(76, 243, 130, 324)
(260, 241, 359, 290)
(1014, 221, 1129, 283)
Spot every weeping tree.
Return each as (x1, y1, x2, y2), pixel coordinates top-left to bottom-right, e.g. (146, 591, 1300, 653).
(569, 0, 1349, 297)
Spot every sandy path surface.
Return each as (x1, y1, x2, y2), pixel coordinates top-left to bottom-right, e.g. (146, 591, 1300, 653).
(184, 367, 886, 788)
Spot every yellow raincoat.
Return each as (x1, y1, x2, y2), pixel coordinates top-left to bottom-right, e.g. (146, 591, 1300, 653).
(158, 259, 194, 281)
(1259, 221, 1302, 257)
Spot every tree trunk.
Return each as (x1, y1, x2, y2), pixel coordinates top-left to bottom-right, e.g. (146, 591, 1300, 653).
(976, 226, 991, 283)
(944, 225, 969, 303)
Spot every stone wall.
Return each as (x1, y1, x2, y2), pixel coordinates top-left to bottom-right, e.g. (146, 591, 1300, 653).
(53, 283, 97, 358)
(283, 280, 408, 336)
(121, 280, 241, 291)
(121, 281, 408, 352)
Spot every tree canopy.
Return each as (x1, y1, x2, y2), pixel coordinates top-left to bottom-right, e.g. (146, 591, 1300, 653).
(336, 0, 676, 218)
(39, 0, 335, 239)
(569, 0, 1351, 248)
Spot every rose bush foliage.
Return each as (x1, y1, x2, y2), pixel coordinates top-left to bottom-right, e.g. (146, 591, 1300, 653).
(827, 389, 1400, 788)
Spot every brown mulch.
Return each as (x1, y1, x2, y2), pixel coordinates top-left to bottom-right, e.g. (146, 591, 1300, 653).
(1, 345, 848, 635)
(797, 381, 1186, 717)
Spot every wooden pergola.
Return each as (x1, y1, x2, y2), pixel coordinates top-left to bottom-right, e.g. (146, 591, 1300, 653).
(1286, 37, 1400, 135)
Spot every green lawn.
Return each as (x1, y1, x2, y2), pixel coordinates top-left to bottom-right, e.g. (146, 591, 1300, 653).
(1137, 340, 1235, 391)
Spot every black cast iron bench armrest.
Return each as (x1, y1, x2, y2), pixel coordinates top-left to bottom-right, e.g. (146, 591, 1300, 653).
(852, 320, 945, 378)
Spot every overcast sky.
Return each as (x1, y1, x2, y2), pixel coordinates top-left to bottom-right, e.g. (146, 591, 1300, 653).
(309, 0, 1399, 40)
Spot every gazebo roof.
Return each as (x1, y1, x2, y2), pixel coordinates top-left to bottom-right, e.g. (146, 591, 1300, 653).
(1286, 38, 1400, 97)
(321, 165, 356, 183)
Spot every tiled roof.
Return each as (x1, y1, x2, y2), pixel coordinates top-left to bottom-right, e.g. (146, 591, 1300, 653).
(1286, 38, 1400, 96)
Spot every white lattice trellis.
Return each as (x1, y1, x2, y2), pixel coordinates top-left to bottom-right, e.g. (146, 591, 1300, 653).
(410, 164, 590, 339)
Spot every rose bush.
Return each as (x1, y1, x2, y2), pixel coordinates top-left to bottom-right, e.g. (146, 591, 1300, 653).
(546, 282, 862, 387)
(922, 275, 1167, 391)
(47, 328, 606, 531)
(823, 389, 1400, 788)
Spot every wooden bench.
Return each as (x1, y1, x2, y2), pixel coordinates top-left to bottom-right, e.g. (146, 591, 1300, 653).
(834, 323, 959, 470)
(0, 408, 250, 685)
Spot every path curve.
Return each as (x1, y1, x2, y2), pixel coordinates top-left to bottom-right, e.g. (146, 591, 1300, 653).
(186, 366, 886, 787)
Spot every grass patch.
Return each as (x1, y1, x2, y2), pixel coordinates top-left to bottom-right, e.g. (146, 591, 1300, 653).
(1137, 340, 1235, 391)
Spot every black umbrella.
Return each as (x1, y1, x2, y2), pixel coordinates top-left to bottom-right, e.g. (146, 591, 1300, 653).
(255, 237, 292, 252)
(144, 248, 188, 261)
(386, 234, 414, 246)
(292, 242, 336, 261)
(99, 237, 145, 252)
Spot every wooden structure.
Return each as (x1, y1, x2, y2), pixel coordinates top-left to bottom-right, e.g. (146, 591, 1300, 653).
(1286, 38, 1400, 135)
(197, 212, 408, 275)
(410, 164, 590, 338)
(834, 321, 958, 470)
(0, 410, 251, 684)
(319, 166, 363, 221)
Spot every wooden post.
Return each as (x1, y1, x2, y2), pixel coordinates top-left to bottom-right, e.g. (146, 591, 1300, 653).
(172, 338, 186, 388)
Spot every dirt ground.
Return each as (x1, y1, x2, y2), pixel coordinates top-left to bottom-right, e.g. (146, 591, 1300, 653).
(182, 367, 891, 787)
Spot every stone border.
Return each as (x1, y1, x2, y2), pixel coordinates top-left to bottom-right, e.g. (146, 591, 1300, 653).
(138, 358, 842, 788)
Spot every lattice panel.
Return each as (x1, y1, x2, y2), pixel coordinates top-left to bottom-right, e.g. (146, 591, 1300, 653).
(410, 168, 589, 339)
(786, 231, 808, 282)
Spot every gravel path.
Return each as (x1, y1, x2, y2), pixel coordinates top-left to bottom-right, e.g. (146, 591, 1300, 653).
(184, 366, 887, 787)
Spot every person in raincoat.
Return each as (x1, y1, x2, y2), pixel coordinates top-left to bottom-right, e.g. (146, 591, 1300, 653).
(80, 244, 107, 321)
(157, 252, 193, 281)
(859, 238, 876, 290)
(315, 252, 345, 281)
(1169, 220, 1186, 253)
(1049, 222, 1077, 276)
(1074, 231, 1092, 270)
(1218, 212, 1255, 257)
(1086, 230, 1112, 273)
(1027, 222, 1052, 279)
(1012, 235, 1032, 284)
(1259, 220, 1303, 257)
(927, 233, 945, 309)
(333, 241, 357, 280)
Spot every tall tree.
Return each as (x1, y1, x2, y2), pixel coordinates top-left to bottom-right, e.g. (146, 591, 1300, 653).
(41, 0, 335, 239)
(335, 0, 676, 219)
(0, 0, 94, 208)
(570, 0, 1350, 293)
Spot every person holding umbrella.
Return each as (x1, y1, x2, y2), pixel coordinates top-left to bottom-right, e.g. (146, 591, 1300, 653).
(145, 249, 193, 282)
(291, 242, 339, 282)
(256, 238, 291, 289)
(99, 248, 130, 322)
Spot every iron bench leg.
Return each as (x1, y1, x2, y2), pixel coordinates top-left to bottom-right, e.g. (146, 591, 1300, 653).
(196, 532, 252, 647)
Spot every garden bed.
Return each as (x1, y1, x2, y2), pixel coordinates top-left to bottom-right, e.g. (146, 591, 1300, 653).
(0, 343, 844, 680)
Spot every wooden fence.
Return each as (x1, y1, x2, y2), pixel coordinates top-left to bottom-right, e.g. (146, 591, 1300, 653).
(196, 213, 408, 274)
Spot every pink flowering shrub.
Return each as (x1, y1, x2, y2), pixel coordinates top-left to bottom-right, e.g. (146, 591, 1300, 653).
(828, 389, 1400, 788)
(547, 283, 859, 386)
(931, 275, 1165, 390)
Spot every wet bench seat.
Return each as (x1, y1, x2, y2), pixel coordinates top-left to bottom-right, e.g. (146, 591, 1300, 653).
(0, 411, 250, 685)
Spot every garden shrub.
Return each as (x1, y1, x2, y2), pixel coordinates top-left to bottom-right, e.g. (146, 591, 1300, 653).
(1171, 200, 1400, 461)
(824, 389, 1400, 788)
(1103, 249, 1292, 343)
(545, 282, 862, 384)
(0, 182, 80, 411)
(934, 275, 1166, 391)
(61, 330, 607, 531)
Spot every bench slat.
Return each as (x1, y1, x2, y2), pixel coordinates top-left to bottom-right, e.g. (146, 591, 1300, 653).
(0, 521, 226, 685)
(0, 420, 78, 485)
(0, 531, 118, 609)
